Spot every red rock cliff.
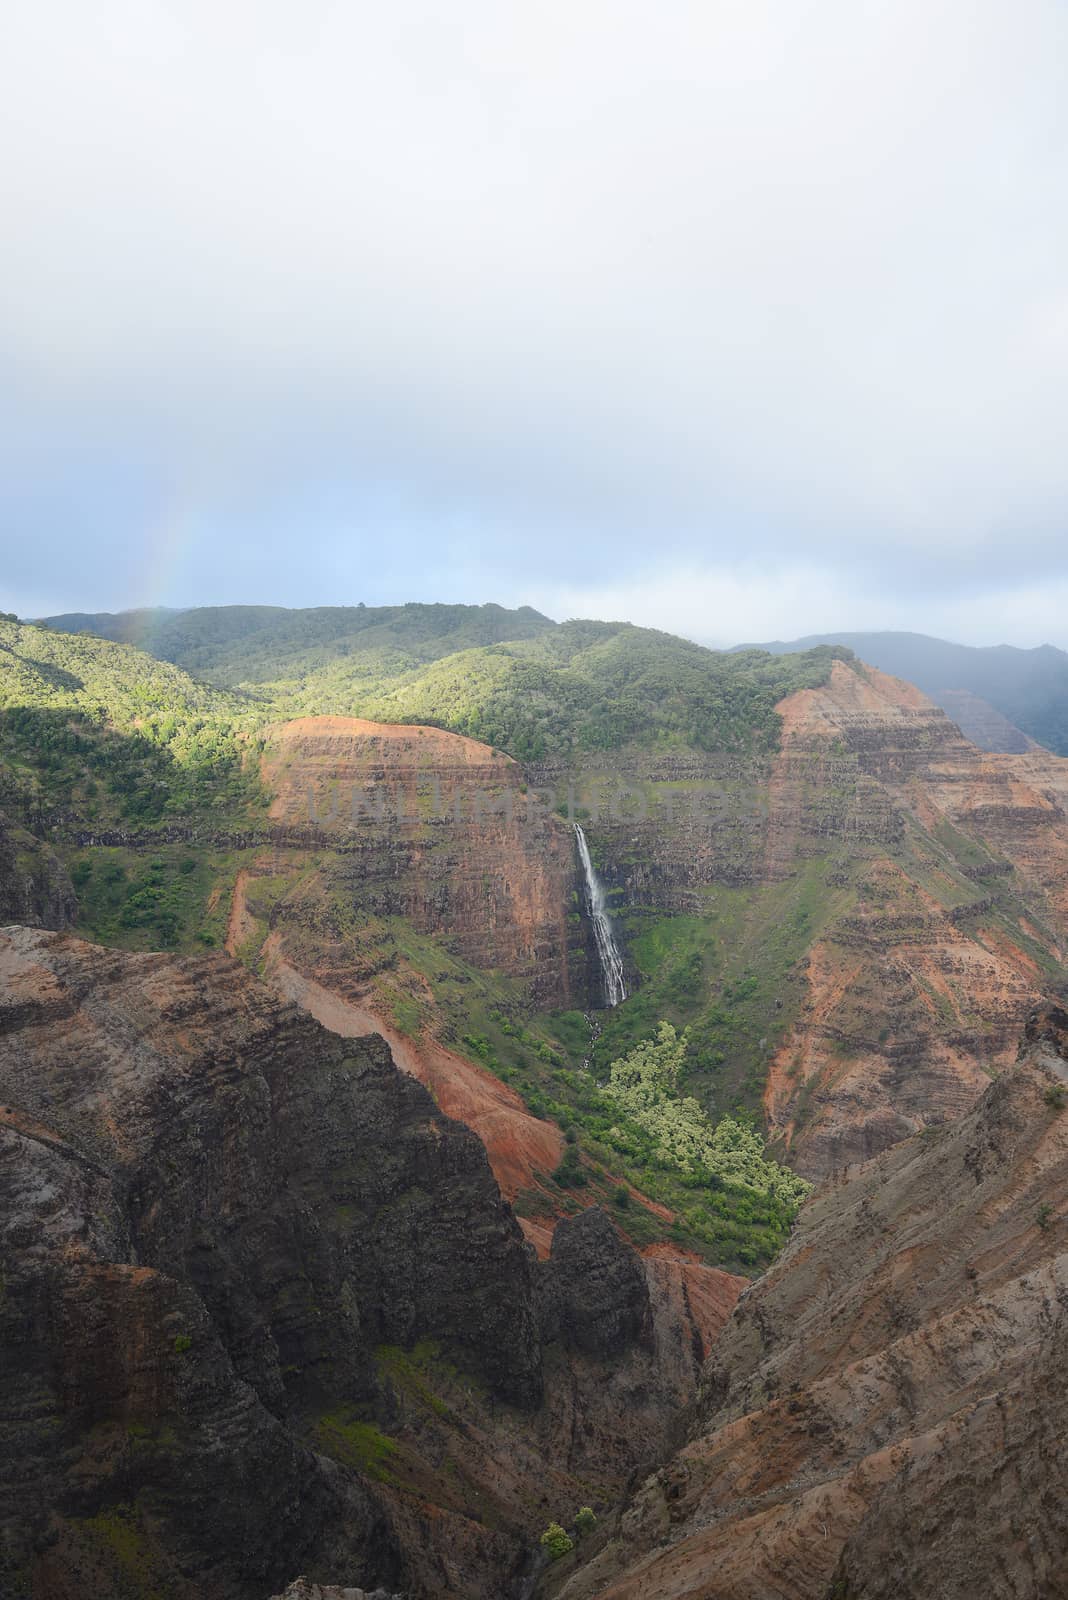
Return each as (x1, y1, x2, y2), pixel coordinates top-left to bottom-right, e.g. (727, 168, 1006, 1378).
(554, 1005, 1068, 1600)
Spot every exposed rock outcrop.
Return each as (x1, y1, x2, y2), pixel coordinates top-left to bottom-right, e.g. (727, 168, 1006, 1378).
(0, 927, 742, 1600)
(213, 668, 1068, 1198)
(543, 1208, 654, 1359)
(525, 662, 1068, 1180)
(759, 661, 1068, 1175)
(0, 925, 540, 1599)
(269, 1584, 401, 1600)
(552, 1005, 1068, 1600)
(0, 808, 76, 928)
(259, 951, 565, 1203)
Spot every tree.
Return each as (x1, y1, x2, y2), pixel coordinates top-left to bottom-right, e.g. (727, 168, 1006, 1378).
(540, 1522, 574, 1560)
(602, 1022, 811, 1208)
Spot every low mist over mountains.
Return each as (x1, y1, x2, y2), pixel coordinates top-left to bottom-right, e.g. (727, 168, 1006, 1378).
(746, 629, 1068, 754)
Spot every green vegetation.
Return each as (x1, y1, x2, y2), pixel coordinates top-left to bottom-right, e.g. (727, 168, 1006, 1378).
(0, 619, 264, 830)
(1045, 1083, 1067, 1111)
(594, 857, 851, 1112)
(71, 1503, 168, 1600)
(0, 611, 839, 974)
(540, 1522, 574, 1560)
(43, 601, 555, 685)
(172, 1333, 192, 1354)
(376, 1339, 457, 1422)
(573, 1506, 597, 1537)
(314, 1409, 398, 1481)
(69, 846, 238, 950)
(283, 912, 804, 1268)
(291, 625, 843, 758)
(602, 1023, 810, 1207)
(8, 603, 1068, 1290)
(33, 604, 843, 759)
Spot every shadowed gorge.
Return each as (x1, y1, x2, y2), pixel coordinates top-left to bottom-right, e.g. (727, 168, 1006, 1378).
(0, 926, 743, 1600)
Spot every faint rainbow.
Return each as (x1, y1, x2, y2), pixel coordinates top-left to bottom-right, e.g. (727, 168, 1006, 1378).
(127, 500, 204, 628)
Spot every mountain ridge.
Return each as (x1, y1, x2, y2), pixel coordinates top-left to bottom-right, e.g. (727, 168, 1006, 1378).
(736, 629, 1068, 754)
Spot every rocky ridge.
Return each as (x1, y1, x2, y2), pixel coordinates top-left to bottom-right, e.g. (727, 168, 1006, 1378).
(257, 717, 582, 1006)
(0, 925, 741, 1600)
(550, 1003, 1068, 1600)
(761, 660, 1068, 1175)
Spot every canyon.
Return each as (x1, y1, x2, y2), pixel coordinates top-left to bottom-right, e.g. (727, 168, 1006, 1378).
(2, 935, 1064, 1598)
(4, 610, 1068, 1596)
(229, 659, 1068, 1203)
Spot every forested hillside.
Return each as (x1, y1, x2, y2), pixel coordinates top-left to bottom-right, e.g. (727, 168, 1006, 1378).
(41, 603, 844, 758)
(42, 600, 556, 683)
(0, 620, 261, 826)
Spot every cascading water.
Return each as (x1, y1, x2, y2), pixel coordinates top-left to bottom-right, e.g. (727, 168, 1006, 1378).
(574, 823, 627, 1008)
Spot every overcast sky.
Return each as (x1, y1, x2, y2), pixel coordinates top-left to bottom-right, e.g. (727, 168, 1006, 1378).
(4, 1, 1068, 646)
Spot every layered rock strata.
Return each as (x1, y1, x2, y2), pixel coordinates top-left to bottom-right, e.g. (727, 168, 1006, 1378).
(259, 717, 582, 1006)
(552, 1005, 1068, 1600)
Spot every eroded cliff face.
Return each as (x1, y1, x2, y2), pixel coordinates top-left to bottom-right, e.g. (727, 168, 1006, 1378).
(0, 926, 742, 1600)
(551, 1005, 1068, 1600)
(228, 716, 625, 1222)
(760, 660, 1068, 1176)
(0, 923, 543, 1598)
(257, 950, 566, 1203)
(257, 717, 582, 1006)
(0, 808, 76, 928)
(523, 662, 1068, 1179)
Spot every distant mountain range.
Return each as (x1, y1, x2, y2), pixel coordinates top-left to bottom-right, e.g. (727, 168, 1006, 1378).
(738, 630, 1068, 754)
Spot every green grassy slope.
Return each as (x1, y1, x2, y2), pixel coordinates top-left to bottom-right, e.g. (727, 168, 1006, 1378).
(241, 623, 844, 758)
(0, 614, 841, 947)
(38, 604, 845, 757)
(0, 620, 272, 948)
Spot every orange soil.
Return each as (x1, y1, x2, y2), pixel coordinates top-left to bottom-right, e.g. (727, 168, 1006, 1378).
(261, 945, 564, 1200)
(264, 714, 517, 763)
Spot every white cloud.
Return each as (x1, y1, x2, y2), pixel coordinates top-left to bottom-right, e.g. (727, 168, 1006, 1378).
(2, 1, 1068, 623)
(525, 563, 1068, 650)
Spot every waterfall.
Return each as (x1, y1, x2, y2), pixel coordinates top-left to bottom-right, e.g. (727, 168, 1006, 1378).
(574, 823, 627, 1008)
